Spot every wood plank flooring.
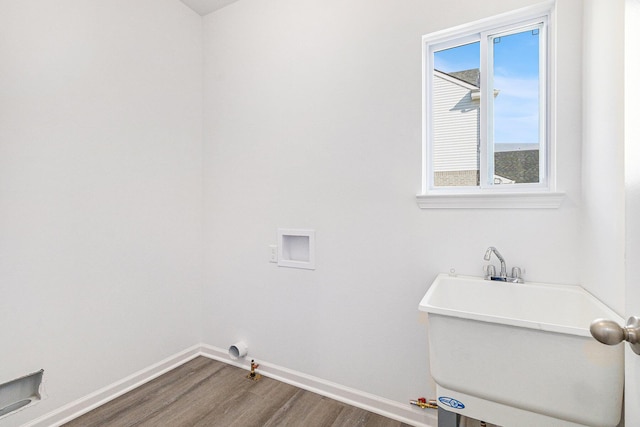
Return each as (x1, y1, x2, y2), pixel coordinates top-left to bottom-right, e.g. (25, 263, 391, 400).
(64, 357, 413, 427)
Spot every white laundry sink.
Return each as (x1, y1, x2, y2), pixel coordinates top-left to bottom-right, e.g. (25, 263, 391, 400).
(419, 273, 624, 427)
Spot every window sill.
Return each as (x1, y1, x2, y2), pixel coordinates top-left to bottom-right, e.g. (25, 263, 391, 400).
(416, 191, 565, 209)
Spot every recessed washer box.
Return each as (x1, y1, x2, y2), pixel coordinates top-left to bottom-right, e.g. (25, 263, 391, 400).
(277, 229, 315, 270)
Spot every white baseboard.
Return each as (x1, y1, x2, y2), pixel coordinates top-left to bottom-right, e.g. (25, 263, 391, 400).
(199, 344, 435, 427)
(24, 345, 202, 427)
(26, 344, 436, 427)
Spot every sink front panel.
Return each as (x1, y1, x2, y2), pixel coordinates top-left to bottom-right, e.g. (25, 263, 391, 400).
(428, 314, 624, 427)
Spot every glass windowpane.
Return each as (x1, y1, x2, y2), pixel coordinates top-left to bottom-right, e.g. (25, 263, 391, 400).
(491, 27, 541, 184)
(432, 42, 481, 187)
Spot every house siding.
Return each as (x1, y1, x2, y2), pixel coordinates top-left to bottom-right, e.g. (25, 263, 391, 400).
(432, 75, 480, 173)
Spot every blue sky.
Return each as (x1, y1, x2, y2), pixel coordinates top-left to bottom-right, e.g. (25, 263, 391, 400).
(434, 29, 540, 145)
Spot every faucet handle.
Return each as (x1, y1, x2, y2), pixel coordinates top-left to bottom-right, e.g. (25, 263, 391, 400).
(511, 267, 524, 283)
(485, 264, 496, 279)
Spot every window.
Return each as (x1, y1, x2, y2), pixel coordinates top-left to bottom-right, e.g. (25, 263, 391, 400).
(418, 3, 564, 208)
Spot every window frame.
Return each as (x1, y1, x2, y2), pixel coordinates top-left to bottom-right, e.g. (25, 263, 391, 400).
(418, 1, 564, 209)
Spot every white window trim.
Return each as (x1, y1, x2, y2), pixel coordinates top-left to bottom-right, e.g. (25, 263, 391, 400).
(416, 191, 565, 209)
(417, 0, 565, 209)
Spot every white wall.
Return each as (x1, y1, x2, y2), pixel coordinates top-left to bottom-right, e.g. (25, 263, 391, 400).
(625, 2, 640, 423)
(202, 0, 584, 407)
(0, 1, 203, 425)
(0, 0, 601, 424)
(580, 0, 626, 315)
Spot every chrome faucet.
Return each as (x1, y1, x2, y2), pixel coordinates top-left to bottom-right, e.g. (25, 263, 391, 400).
(484, 246, 506, 278)
(483, 246, 524, 283)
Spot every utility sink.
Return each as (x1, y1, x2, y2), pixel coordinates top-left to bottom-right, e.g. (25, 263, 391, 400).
(419, 273, 624, 427)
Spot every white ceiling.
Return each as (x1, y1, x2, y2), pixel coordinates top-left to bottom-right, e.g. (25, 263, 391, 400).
(180, 0, 240, 16)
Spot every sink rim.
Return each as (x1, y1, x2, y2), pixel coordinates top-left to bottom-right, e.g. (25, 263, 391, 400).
(419, 273, 623, 337)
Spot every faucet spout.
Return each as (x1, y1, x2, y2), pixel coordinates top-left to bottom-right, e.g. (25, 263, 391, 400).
(484, 246, 507, 278)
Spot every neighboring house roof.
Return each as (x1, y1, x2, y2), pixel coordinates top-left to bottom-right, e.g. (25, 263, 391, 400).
(495, 149, 540, 184)
(434, 69, 479, 91)
(447, 69, 480, 87)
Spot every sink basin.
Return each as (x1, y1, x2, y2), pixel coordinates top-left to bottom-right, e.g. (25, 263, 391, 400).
(419, 274, 624, 427)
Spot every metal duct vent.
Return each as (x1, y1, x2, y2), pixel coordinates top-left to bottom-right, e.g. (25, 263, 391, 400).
(0, 370, 44, 419)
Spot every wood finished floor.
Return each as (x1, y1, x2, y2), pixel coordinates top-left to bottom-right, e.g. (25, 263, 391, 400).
(64, 357, 413, 427)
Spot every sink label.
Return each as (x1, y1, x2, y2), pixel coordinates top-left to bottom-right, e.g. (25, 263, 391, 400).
(438, 396, 465, 410)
